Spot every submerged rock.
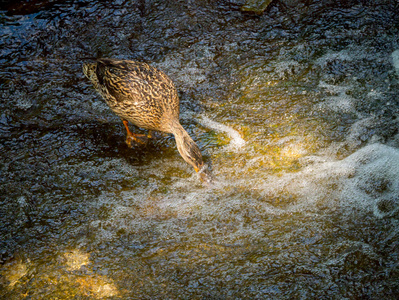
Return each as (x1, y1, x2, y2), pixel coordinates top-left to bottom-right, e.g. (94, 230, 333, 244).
(241, 0, 273, 14)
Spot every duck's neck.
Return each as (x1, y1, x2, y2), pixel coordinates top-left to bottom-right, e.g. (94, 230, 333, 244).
(170, 122, 204, 172)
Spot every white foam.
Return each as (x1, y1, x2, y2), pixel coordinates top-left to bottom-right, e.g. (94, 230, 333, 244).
(273, 60, 301, 78)
(317, 81, 357, 114)
(392, 49, 399, 76)
(257, 143, 399, 218)
(324, 94, 355, 113)
(198, 114, 246, 150)
(345, 117, 378, 149)
(340, 143, 399, 218)
(316, 49, 353, 66)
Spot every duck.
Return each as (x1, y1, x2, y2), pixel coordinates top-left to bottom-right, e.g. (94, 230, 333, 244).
(83, 58, 210, 183)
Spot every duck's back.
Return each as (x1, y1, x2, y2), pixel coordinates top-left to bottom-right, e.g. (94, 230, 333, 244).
(87, 58, 180, 132)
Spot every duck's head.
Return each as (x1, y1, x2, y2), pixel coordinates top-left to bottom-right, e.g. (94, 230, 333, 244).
(172, 123, 212, 185)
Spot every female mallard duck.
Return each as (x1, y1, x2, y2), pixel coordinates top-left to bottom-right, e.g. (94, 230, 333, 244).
(83, 58, 209, 183)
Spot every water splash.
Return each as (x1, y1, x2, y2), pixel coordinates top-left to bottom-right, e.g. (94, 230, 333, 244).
(392, 49, 399, 76)
(197, 114, 246, 151)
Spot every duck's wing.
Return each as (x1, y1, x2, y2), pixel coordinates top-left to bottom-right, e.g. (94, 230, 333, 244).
(95, 59, 148, 102)
(95, 59, 179, 113)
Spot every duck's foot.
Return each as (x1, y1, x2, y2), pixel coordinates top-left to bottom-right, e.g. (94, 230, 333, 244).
(125, 133, 148, 147)
(123, 120, 153, 147)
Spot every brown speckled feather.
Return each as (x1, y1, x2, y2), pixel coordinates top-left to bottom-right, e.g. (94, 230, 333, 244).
(84, 58, 179, 132)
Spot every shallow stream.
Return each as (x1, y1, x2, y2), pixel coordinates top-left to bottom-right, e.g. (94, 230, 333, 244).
(1, 0, 399, 298)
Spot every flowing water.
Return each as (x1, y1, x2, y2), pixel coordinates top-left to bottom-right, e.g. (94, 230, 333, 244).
(1, 0, 399, 298)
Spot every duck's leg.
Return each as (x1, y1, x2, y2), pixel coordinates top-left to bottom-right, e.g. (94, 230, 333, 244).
(123, 120, 147, 147)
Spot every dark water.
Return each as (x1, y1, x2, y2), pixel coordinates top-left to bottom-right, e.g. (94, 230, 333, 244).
(1, 0, 399, 298)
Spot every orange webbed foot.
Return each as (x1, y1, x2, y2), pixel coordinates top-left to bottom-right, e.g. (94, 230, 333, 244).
(125, 133, 148, 147)
(123, 120, 153, 147)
